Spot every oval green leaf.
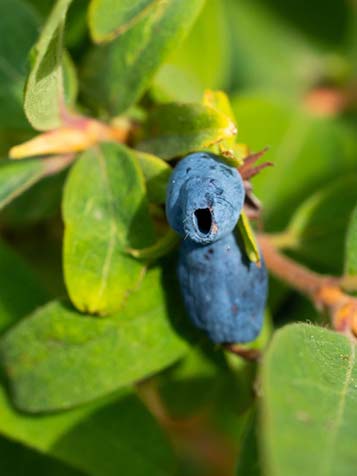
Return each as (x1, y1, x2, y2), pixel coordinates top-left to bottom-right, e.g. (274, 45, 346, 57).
(0, 157, 69, 213)
(63, 142, 155, 315)
(89, 0, 159, 43)
(81, 0, 205, 115)
(24, 0, 74, 130)
(135, 150, 172, 203)
(137, 102, 237, 159)
(261, 323, 357, 476)
(0, 265, 189, 412)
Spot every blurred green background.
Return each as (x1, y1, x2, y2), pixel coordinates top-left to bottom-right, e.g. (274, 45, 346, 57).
(0, 0, 356, 475)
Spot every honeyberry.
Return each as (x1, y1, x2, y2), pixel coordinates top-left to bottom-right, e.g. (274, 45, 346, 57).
(178, 234, 267, 343)
(166, 152, 245, 244)
(166, 152, 268, 344)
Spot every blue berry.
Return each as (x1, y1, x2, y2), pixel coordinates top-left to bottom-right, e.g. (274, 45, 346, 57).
(166, 152, 268, 344)
(166, 152, 245, 244)
(178, 235, 267, 343)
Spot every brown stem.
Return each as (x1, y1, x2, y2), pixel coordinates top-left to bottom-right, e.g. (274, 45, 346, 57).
(257, 233, 357, 339)
(257, 234, 336, 296)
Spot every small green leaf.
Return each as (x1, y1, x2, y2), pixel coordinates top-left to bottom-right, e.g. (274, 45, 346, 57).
(135, 151, 172, 203)
(81, 0, 205, 115)
(89, 0, 159, 43)
(0, 157, 67, 212)
(261, 323, 357, 476)
(0, 159, 45, 211)
(0, 266, 188, 411)
(24, 0, 74, 130)
(345, 205, 357, 276)
(236, 211, 261, 264)
(0, 0, 39, 130)
(286, 175, 357, 273)
(203, 89, 237, 125)
(0, 386, 175, 476)
(137, 102, 237, 160)
(63, 142, 155, 315)
(0, 171, 65, 227)
(127, 228, 179, 261)
(0, 240, 49, 334)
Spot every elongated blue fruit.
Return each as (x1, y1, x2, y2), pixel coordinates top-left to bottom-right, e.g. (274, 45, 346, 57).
(166, 152, 268, 344)
(178, 234, 267, 343)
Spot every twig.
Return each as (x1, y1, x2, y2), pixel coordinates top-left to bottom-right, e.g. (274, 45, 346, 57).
(258, 234, 357, 340)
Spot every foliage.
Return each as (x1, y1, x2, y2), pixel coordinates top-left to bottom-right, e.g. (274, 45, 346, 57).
(0, 0, 356, 475)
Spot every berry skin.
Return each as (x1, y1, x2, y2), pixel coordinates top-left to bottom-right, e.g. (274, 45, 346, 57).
(166, 152, 245, 244)
(165, 151, 268, 344)
(178, 234, 267, 344)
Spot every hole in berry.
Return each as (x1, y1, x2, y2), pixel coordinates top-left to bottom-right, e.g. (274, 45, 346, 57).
(194, 208, 212, 234)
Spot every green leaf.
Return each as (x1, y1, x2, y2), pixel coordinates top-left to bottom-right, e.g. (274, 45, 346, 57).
(24, 0, 74, 130)
(127, 228, 179, 261)
(261, 323, 357, 476)
(0, 386, 175, 476)
(0, 156, 69, 214)
(0, 0, 39, 130)
(135, 151, 172, 203)
(0, 159, 47, 211)
(232, 93, 356, 231)
(0, 265, 188, 411)
(285, 175, 357, 273)
(345, 205, 357, 276)
(153, 0, 231, 102)
(81, 0, 205, 115)
(63, 142, 155, 315)
(137, 102, 237, 160)
(0, 240, 49, 335)
(236, 211, 261, 264)
(0, 170, 65, 227)
(89, 0, 159, 43)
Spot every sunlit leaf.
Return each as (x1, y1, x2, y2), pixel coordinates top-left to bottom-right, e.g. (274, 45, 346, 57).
(24, 0, 74, 130)
(63, 142, 155, 315)
(89, 0, 158, 43)
(81, 0, 205, 115)
(0, 266, 188, 411)
(137, 102, 237, 160)
(261, 323, 357, 476)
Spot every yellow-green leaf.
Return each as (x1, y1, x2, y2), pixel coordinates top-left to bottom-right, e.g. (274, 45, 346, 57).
(137, 102, 237, 160)
(63, 142, 155, 315)
(89, 0, 159, 43)
(24, 0, 74, 130)
(236, 211, 261, 264)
